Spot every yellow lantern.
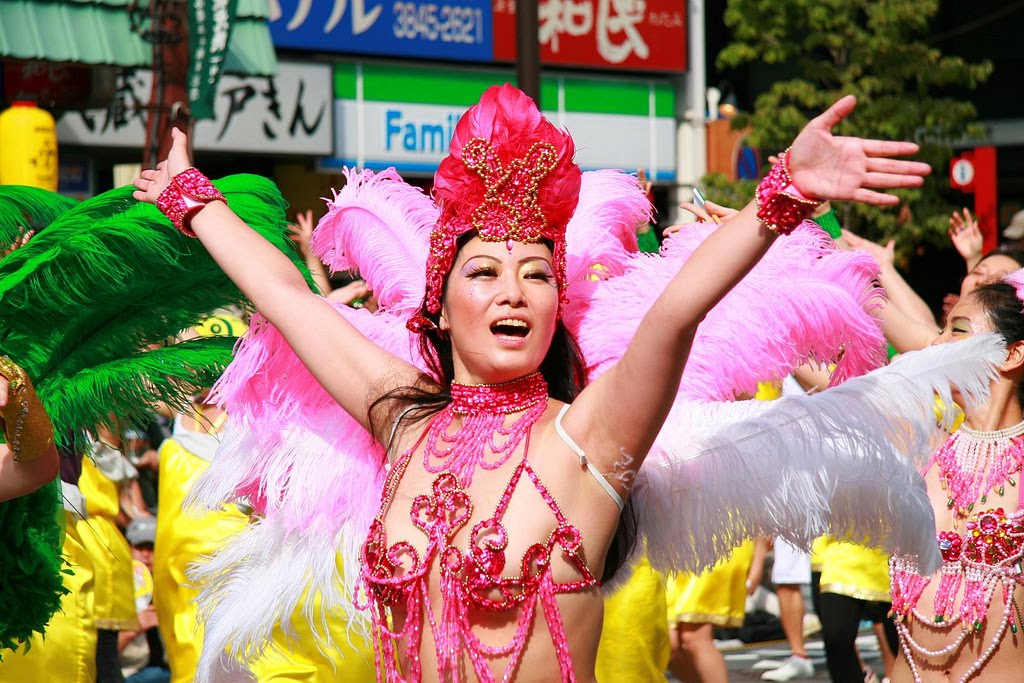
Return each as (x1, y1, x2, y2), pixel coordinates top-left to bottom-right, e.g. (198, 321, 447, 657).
(0, 101, 58, 191)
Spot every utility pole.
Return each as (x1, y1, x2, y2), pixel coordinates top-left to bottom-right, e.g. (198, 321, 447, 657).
(672, 0, 706, 223)
(139, 0, 192, 168)
(516, 0, 541, 106)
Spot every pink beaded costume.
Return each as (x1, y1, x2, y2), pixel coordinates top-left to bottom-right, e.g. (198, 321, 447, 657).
(358, 374, 599, 681)
(890, 425, 1024, 683)
(186, 86, 1009, 682)
(888, 271, 1024, 683)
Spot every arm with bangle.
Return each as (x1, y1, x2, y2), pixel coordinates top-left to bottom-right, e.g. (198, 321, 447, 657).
(132, 131, 423, 436)
(566, 96, 931, 478)
(0, 356, 58, 502)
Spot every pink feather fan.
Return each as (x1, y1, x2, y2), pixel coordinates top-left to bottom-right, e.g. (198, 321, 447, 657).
(565, 219, 887, 399)
(190, 168, 436, 673)
(200, 166, 438, 528)
(313, 167, 436, 310)
(563, 169, 649, 283)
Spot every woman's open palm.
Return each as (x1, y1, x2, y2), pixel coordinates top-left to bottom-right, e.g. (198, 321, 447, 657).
(132, 128, 193, 204)
(789, 96, 930, 206)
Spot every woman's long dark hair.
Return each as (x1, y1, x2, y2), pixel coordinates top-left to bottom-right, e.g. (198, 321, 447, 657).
(369, 238, 637, 583)
(969, 281, 1024, 405)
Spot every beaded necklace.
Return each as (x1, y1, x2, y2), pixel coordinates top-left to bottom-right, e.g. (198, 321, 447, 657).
(930, 420, 1024, 523)
(423, 372, 549, 485)
(890, 421, 1024, 683)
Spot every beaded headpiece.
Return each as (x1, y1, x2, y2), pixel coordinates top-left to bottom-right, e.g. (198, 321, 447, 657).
(418, 84, 581, 323)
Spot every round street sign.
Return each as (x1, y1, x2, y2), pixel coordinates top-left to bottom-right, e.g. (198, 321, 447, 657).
(951, 158, 975, 188)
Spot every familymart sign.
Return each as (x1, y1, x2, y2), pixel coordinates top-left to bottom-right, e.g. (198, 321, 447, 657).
(321, 62, 676, 181)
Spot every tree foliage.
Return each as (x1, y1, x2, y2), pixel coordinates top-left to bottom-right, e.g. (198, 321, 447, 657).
(713, 0, 992, 253)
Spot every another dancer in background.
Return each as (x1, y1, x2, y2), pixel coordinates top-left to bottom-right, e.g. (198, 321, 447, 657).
(889, 272, 1024, 682)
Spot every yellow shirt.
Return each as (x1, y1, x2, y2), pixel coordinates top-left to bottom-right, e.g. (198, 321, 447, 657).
(597, 556, 670, 682)
(666, 541, 755, 628)
(0, 510, 97, 682)
(154, 434, 375, 682)
(816, 537, 890, 602)
(78, 456, 138, 630)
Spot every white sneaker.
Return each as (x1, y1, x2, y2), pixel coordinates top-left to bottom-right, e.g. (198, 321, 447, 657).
(761, 655, 815, 681)
(752, 659, 784, 670)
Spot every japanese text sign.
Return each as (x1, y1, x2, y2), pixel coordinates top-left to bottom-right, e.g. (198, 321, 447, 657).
(57, 62, 333, 155)
(188, 0, 238, 120)
(493, 0, 687, 72)
(267, 0, 493, 61)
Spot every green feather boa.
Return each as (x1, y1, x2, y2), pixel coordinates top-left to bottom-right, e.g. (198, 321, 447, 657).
(0, 478, 67, 656)
(0, 175, 311, 655)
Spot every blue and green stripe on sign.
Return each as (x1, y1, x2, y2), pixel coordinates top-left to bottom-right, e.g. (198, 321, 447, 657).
(328, 61, 677, 180)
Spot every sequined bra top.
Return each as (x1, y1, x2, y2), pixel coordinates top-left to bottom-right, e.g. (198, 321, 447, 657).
(356, 376, 621, 683)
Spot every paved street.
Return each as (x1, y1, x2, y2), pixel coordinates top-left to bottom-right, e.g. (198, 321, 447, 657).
(665, 631, 887, 682)
(723, 632, 885, 682)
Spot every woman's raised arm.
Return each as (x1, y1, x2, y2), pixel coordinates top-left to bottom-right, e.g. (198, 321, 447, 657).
(132, 130, 423, 434)
(565, 96, 931, 480)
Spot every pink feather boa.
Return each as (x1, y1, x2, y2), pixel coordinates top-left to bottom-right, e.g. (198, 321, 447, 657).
(203, 304, 424, 527)
(312, 167, 436, 310)
(565, 220, 886, 398)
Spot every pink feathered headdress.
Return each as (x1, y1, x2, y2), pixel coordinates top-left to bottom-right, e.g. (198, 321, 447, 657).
(415, 84, 580, 327)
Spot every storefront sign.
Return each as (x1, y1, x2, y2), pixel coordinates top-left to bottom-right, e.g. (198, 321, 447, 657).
(58, 157, 93, 200)
(268, 0, 493, 62)
(2, 61, 113, 109)
(493, 0, 686, 72)
(333, 100, 468, 173)
(187, 0, 238, 120)
(321, 63, 676, 180)
(57, 62, 333, 155)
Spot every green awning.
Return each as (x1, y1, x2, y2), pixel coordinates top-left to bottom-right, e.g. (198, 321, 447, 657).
(0, 0, 277, 76)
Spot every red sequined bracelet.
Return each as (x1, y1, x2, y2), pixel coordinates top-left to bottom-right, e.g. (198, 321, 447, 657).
(755, 149, 821, 235)
(156, 167, 227, 238)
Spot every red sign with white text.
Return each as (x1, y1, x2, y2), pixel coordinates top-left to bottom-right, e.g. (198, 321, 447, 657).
(492, 0, 687, 73)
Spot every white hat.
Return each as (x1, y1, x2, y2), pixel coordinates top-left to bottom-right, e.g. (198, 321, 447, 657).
(1003, 210, 1024, 240)
(126, 517, 156, 546)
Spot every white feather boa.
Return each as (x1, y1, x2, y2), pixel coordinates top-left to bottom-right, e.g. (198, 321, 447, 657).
(626, 333, 1004, 590)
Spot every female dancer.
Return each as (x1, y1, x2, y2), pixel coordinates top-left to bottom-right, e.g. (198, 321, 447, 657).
(133, 85, 928, 681)
(889, 273, 1024, 682)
